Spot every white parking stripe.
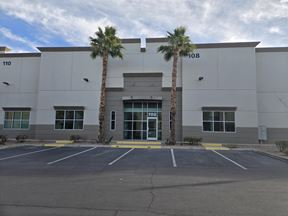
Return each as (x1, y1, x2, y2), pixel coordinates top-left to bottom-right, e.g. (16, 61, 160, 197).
(47, 147, 97, 165)
(171, 149, 177, 168)
(108, 148, 134, 166)
(0, 147, 58, 161)
(212, 150, 247, 170)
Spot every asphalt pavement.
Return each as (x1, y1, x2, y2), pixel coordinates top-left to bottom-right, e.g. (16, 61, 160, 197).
(0, 145, 287, 216)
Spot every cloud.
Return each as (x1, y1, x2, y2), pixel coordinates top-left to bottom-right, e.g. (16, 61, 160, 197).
(269, 26, 283, 34)
(0, 27, 39, 51)
(0, 0, 288, 51)
(240, 0, 288, 22)
(0, 0, 115, 45)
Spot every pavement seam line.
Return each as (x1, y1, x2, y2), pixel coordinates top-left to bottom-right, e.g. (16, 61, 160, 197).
(108, 148, 134, 166)
(254, 150, 288, 163)
(171, 149, 177, 168)
(147, 166, 156, 212)
(212, 150, 247, 170)
(0, 147, 59, 161)
(47, 147, 98, 165)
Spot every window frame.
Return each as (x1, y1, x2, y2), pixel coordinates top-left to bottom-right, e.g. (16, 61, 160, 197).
(202, 111, 236, 133)
(54, 109, 84, 130)
(3, 111, 30, 130)
(110, 111, 116, 131)
(123, 101, 162, 140)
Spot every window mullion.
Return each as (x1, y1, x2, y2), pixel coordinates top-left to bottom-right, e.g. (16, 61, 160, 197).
(212, 111, 214, 132)
(73, 110, 75, 129)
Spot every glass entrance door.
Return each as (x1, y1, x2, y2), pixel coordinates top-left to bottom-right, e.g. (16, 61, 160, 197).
(147, 117, 157, 140)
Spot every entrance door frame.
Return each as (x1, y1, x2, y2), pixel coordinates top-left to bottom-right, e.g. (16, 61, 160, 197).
(147, 117, 158, 141)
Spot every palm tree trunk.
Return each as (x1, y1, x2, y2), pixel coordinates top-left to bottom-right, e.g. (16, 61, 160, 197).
(169, 52, 178, 145)
(98, 52, 108, 143)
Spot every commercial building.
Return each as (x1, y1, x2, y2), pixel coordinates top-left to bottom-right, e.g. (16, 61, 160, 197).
(1, 38, 288, 144)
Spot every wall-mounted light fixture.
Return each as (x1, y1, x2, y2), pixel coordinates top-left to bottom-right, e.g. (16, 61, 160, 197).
(83, 78, 89, 82)
(2, 81, 10, 86)
(198, 76, 204, 81)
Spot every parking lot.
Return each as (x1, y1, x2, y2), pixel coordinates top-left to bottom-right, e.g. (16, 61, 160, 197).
(0, 145, 288, 216)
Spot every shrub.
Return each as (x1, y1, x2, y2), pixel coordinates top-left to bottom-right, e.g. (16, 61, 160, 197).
(16, 135, 28, 143)
(105, 136, 113, 144)
(275, 141, 288, 152)
(70, 135, 81, 142)
(0, 135, 7, 144)
(223, 144, 238, 149)
(183, 137, 202, 145)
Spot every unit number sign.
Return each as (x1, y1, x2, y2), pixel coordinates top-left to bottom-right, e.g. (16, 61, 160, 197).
(148, 112, 157, 117)
(3, 61, 11, 66)
(188, 53, 200, 58)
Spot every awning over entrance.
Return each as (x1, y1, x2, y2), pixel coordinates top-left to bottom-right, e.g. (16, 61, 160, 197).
(122, 96, 162, 101)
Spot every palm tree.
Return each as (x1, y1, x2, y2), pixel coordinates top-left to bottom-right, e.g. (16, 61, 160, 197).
(158, 26, 195, 145)
(90, 26, 124, 143)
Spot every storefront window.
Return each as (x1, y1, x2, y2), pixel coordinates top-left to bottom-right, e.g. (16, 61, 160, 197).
(123, 101, 162, 140)
(55, 110, 84, 130)
(4, 111, 30, 129)
(203, 111, 235, 133)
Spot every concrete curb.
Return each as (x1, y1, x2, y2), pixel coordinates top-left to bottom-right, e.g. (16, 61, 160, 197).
(0, 144, 25, 150)
(1, 143, 283, 153)
(0, 143, 109, 149)
(254, 149, 288, 163)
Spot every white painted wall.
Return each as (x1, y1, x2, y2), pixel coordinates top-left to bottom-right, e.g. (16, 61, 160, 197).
(182, 47, 258, 127)
(35, 41, 184, 125)
(36, 51, 102, 125)
(0, 56, 40, 125)
(256, 51, 288, 128)
(108, 42, 181, 88)
(5, 42, 288, 135)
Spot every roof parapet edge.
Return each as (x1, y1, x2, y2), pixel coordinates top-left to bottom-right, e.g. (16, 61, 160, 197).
(0, 46, 11, 52)
(37, 38, 141, 52)
(146, 38, 168, 43)
(256, 47, 288, 53)
(0, 53, 41, 57)
(145, 39, 260, 48)
(195, 42, 260, 49)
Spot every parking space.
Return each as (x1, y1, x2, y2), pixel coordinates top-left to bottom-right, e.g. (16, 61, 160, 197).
(1, 145, 288, 216)
(0, 145, 47, 159)
(107, 148, 173, 169)
(0, 145, 287, 174)
(174, 149, 237, 169)
(217, 150, 288, 169)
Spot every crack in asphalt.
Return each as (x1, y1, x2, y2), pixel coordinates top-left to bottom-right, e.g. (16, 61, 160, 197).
(135, 179, 240, 191)
(147, 166, 157, 212)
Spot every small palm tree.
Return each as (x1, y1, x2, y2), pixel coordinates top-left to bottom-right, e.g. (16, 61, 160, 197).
(158, 26, 195, 145)
(90, 26, 124, 143)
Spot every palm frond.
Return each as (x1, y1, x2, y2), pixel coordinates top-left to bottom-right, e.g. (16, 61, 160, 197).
(158, 26, 195, 59)
(158, 45, 173, 61)
(89, 26, 124, 59)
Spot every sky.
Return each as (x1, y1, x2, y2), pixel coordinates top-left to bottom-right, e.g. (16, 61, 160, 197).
(0, 0, 288, 52)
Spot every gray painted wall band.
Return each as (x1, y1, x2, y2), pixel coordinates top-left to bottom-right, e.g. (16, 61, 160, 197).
(146, 38, 260, 48)
(183, 126, 258, 144)
(53, 106, 85, 110)
(105, 75, 183, 141)
(201, 107, 237, 111)
(256, 47, 288, 53)
(161, 87, 183, 91)
(2, 107, 31, 111)
(106, 88, 124, 92)
(0, 53, 41, 58)
(121, 96, 162, 100)
(123, 73, 163, 77)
